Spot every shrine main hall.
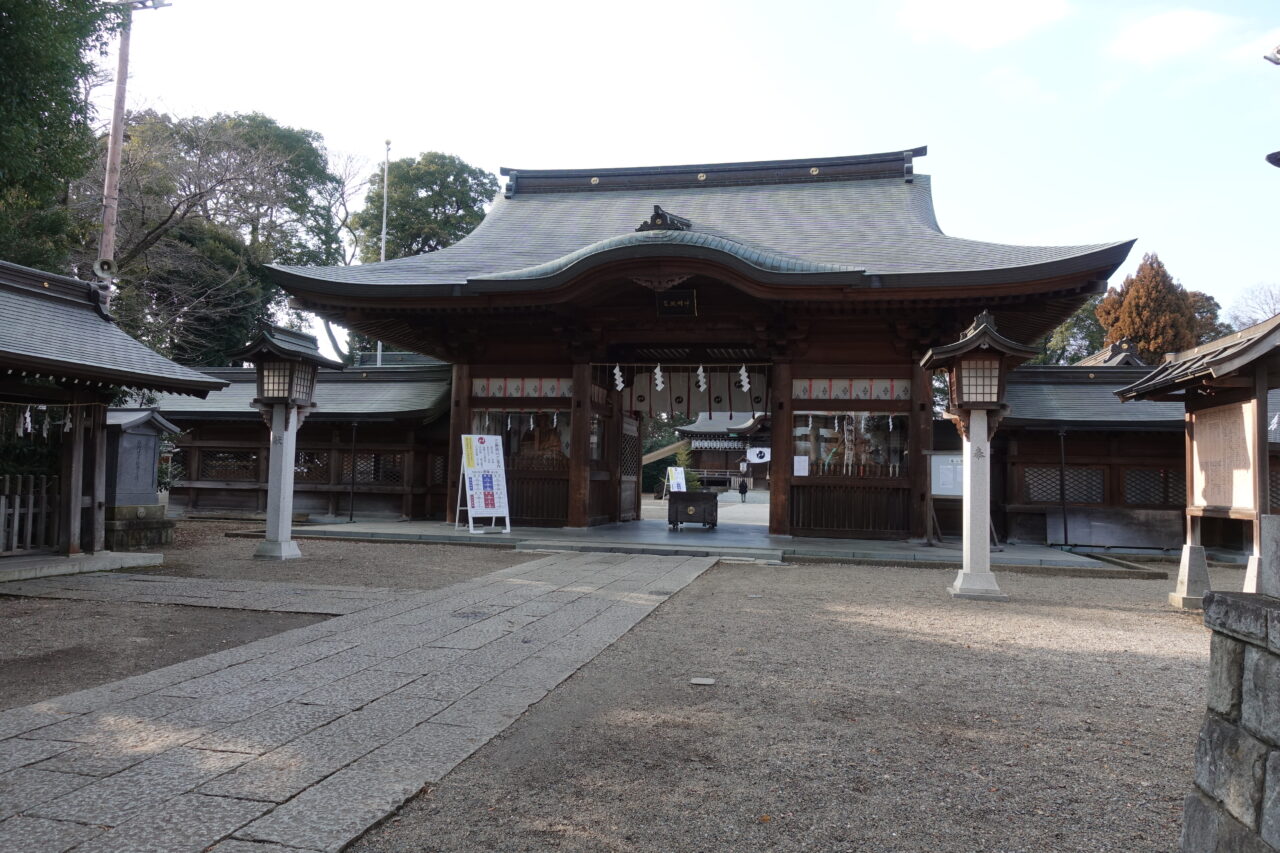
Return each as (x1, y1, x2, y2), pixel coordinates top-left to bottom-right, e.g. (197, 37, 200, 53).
(269, 147, 1133, 540)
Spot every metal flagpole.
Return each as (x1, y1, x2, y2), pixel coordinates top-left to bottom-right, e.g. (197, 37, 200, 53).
(376, 139, 390, 366)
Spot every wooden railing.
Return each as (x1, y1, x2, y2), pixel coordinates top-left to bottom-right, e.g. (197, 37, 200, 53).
(1, 475, 59, 556)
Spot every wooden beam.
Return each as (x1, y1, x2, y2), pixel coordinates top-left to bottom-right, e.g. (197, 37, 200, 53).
(769, 362, 793, 535)
(61, 402, 85, 555)
(567, 362, 591, 527)
(445, 363, 470, 524)
(91, 403, 106, 553)
(909, 360, 931, 539)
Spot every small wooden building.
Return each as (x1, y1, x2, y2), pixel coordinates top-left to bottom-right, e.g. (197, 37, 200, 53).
(999, 364, 1185, 548)
(0, 260, 224, 559)
(155, 360, 452, 520)
(269, 148, 1134, 539)
(675, 412, 769, 489)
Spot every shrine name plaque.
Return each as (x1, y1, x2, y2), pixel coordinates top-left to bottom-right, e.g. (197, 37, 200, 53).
(1191, 401, 1257, 511)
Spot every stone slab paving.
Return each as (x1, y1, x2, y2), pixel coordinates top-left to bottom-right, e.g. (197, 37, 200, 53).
(0, 572, 418, 615)
(0, 551, 715, 852)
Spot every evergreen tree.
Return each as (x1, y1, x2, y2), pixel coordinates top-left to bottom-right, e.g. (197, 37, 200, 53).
(0, 0, 121, 269)
(1095, 253, 1226, 363)
(1029, 295, 1105, 364)
(353, 152, 498, 262)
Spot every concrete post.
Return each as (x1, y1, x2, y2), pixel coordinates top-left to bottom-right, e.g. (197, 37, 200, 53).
(1171, 516, 1210, 610)
(951, 409, 1008, 601)
(1258, 515, 1280, 598)
(255, 403, 301, 560)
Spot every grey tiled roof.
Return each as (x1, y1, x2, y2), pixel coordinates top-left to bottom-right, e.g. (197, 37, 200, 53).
(154, 365, 451, 422)
(270, 150, 1133, 295)
(1117, 314, 1280, 401)
(0, 260, 226, 397)
(106, 408, 181, 434)
(676, 412, 767, 436)
(1005, 366, 1183, 429)
(1073, 340, 1145, 367)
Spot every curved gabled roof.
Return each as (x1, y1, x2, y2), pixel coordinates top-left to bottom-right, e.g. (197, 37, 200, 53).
(270, 148, 1133, 297)
(0, 260, 227, 397)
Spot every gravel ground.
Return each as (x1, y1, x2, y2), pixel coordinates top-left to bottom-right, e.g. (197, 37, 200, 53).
(351, 563, 1244, 853)
(0, 597, 320, 709)
(140, 520, 536, 588)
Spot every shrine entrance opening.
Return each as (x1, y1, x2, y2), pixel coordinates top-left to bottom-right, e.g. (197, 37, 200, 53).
(593, 362, 772, 528)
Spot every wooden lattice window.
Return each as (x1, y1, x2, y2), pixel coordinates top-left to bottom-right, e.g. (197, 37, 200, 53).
(294, 450, 330, 483)
(340, 451, 404, 485)
(431, 455, 446, 486)
(1023, 465, 1105, 505)
(1123, 468, 1185, 507)
(620, 432, 641, 478)
(199, 450, 258, 481)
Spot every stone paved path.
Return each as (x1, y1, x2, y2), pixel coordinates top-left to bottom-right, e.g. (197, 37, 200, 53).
(0, 573, 416, 615)
(0, 552, 716, 852)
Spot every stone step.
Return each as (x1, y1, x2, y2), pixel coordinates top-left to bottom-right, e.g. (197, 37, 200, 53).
(514, 540, 784, 563)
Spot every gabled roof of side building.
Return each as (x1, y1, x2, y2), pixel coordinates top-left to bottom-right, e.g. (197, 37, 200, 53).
(1005, 365, 1184, 430)
(153, 363, 452, 423)
(0, 259, 226, 397)
(268, 148, 1134, 298)
(1117, 314, 1280, 402)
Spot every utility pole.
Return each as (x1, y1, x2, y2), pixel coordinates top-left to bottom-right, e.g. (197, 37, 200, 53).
(96, 0, 171, 282)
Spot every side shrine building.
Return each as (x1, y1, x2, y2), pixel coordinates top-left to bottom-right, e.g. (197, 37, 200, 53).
(269, 148, 1134, 539)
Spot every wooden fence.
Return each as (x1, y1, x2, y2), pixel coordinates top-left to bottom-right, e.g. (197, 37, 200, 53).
(0, 475, 59, 556)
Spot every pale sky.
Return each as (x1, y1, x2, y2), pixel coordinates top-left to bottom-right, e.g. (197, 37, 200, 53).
(103, 0, 1280, 323)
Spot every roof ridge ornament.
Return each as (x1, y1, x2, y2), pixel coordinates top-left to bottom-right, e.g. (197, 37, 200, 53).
(636, 205, 692, 232)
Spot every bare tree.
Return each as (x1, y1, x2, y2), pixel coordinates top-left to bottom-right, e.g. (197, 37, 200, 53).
(1228, 283, 1280, 330)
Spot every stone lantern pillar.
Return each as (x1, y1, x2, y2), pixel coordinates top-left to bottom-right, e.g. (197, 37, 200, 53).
(921, 312, 1037, 601)
(231, 325, 343, 560)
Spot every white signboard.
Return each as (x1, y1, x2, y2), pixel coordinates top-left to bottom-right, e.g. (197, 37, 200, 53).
(1192, 401, 1256, 510)
(747, 447, 772, 464)
(930, 453, 963, 498)
(667, 467, 687, 493)
(793, 455, 810, 477)
(457, 434, 511, 533)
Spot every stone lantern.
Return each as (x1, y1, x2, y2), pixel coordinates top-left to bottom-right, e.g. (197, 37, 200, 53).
(231, 325, 343, 559)
(921, 311, 1036, 600)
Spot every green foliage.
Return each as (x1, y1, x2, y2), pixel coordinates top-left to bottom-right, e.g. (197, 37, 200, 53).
(110, 219, 276, 365)
(1096, 253, 1227, 363)
(61, 110, 343, 364)
(0, 0, 120, 267)
(0, 0, 120, 200)
(1187, 291, 1234, 343)
(0, 189, 81, 270)
(1029, 295, 1105, 364)
(353, 152, 498, 262)
(674, 446, 702, 491)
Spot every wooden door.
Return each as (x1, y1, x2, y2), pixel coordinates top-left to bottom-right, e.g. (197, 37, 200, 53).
(619, 414, 641, 522)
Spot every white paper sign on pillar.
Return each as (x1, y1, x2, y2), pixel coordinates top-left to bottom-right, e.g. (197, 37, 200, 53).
(457, 434, 511, 534)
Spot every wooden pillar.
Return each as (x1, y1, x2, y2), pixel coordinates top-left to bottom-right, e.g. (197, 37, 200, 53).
(402, 427, 416, 520)
(769, 361, 792, 535)
(608, 387, 623, 523)
(90, 403, 106, 553)
(567, 362, 591, 527)
(909, 359, 931, 540)
(1255, 366, 1270, 530)
(1185, 411, 1197, 547)
(445, 363, 470, 524)
(1246, 366, 1271, 591)
(60, 401, 85, 555)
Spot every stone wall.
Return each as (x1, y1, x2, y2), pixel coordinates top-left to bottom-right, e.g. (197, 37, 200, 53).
(1182, 591, 1280, 851)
